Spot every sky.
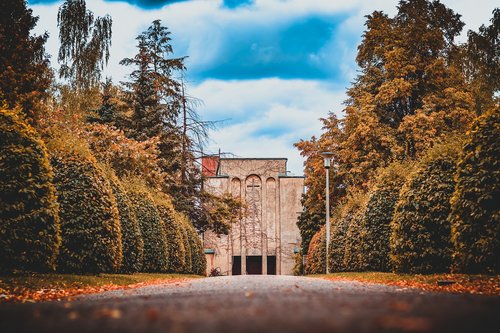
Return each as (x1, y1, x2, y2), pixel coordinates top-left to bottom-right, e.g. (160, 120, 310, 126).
(28, 0, 498, 175)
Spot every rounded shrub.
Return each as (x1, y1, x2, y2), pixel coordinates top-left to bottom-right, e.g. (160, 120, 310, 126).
(0, 109, 60, 272)
(342, 206, 367, 272)
(292, 251, 304, 276)
(155, 196, 186, 273)
(178, 218, 193, 274)
(450, 107, 500, 274)
(127, 185, 168, 273)
(51, 151, 122, 273)
(328, 215, 349, 273)
(107, 172, 144, 273)
(390, 141, 461, 273)
(360, 162, 409, 272)
(329, 192, 367, 273)
(305, 226, 326, 274)
(184, 218, 206, 276)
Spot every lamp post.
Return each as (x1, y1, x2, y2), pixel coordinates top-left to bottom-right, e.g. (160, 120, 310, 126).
(320, 152, 334, 274)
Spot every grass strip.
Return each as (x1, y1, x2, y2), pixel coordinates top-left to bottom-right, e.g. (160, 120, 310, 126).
(311, 272, 500, 296)
(0, 272, 202, 303)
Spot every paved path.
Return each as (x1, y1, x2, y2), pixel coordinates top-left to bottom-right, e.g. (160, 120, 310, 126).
(1, 275, 499, 333)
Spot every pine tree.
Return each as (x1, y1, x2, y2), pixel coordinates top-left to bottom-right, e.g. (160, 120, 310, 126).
(462, 8, 499, 115)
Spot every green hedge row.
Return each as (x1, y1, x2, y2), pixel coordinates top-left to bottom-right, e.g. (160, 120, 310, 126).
(51, 151, 123, 273)
(0, 109, 206, 275)
(304, 226, 325, 274)
(390, 143, 459, 273)
(450, 107, 499, 274)
(0, 109, 61, 272)
(127, 188, 168, 273)
(305, 109, 498, 274)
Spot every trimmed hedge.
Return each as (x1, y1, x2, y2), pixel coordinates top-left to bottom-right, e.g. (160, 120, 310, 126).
(178, 218, 193, 274)
(329, 192, 368, 273)
(305, 226, 326, 274)
(184, 217, 206, 276)
(0, 109, 61, 272)
(361, 162, 409, 272)
(292, 251, 304, 276)
(450, 108, 500, 274)
(156, 198, 186, 273)
(127, 187, 168, 273)
(390, 141, 461, 273)
(51, 152, 122, 273)
(343, 206, 367, 272)
(107, 173, 144, 273)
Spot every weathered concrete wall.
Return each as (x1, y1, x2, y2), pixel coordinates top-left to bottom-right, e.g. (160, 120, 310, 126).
(203, 158, 303, 275)
(279, 176, 304, 275)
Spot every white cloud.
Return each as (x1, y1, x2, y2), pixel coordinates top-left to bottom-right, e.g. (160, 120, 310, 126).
(190, 78, 346, 174)
(29, 0, 499, 175)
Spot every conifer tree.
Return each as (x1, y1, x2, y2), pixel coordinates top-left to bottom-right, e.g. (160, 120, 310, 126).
(0, 0, 52, 124)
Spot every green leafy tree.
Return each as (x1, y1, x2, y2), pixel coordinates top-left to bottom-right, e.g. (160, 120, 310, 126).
(57, 0, 112, 90)
(0, 0, 52, 124)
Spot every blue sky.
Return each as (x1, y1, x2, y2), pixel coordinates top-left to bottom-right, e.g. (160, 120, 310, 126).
(28, 0, 498, 174)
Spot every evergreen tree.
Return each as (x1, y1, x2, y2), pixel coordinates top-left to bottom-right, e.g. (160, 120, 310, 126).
(462, 8, 500, 115)
(0, 0, 52, 124)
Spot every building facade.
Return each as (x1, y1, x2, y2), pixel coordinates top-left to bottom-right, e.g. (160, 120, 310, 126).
(202, 157, 304, 275)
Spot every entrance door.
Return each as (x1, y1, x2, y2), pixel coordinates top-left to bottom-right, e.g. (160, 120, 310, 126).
(246, 256, 262, 274)
(232, 256, 241, 275)
(267, 256, 276, 275)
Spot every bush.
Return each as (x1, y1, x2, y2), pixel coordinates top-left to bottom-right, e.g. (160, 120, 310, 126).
(360, 162, 409, 271)
(328, 215, 349, 272)
(343, 206, 367, 272)
(184, 219, 206, 276)
(328, 191, 368, 273)
(305, 226, 326, 274)
(106, 172, 144, 273)
(390, 141, 462, 273)
(51, 150, 122, 273)
(127, 184, 168, 273)
(178, 218, 193, 274)
(155, 197, 186, 273)
(292, 251, 304, 276)
(450, 107, 500, 274)
(0, 109, 60, 272)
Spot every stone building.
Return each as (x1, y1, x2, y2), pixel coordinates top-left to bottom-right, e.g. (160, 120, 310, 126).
(202, 156, 304, 275)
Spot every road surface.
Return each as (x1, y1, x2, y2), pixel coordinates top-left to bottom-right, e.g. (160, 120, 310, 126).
(1, 275, 498, 333)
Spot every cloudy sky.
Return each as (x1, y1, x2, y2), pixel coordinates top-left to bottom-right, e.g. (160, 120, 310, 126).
(28, 0, 497, 174)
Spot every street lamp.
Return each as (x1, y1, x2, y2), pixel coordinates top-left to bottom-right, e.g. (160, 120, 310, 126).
(320, 152, 334, 274)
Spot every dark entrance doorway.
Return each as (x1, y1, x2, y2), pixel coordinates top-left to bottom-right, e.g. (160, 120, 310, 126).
(246, 256, 262, 274)
(232, 256, 241, 275)
(267, 256, 276, 275)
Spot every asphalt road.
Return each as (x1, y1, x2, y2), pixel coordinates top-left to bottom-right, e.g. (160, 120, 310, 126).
(1, 275, 499, 333)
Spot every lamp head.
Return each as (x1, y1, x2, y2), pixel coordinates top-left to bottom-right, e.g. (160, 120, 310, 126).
(320, 152, 334, 169)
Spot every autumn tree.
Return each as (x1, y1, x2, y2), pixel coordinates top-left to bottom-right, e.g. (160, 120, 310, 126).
(295, 0, 475, 256)
(294, 113, 345, 253)
(0, 0, 52, 124)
